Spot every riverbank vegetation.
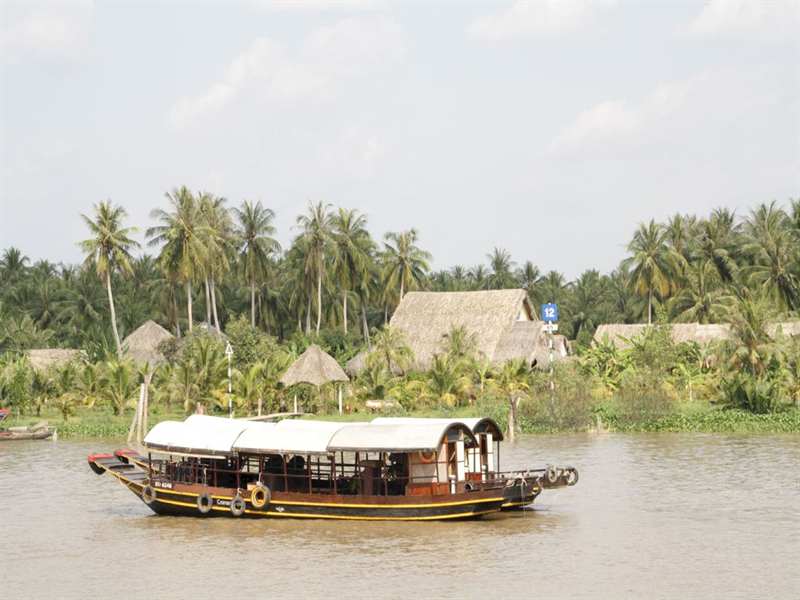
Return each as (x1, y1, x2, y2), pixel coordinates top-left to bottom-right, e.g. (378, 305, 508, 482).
(1, 194, 799, 436)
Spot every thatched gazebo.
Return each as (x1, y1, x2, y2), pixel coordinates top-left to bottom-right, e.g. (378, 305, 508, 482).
(122, 320, 174, 366)
(122, 320, 175, 443)
(26, 349, 83, 372)
(280, 345, 349, 414)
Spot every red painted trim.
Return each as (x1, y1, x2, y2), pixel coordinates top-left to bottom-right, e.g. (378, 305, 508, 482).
(115, 449, 137, 457)
(87, 453, 114, 462)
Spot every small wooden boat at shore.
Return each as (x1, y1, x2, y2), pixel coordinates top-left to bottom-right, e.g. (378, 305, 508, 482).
(88, 416, 577, 521)
(0, 410, 55, 441)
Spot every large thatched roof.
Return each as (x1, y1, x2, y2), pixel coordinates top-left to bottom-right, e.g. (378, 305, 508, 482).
(122, 320, 174, 366)
(26, 349, 83, 372)
(767, 322, 800, 338)
(279, 344, 349, 387)
(382, 289, 556, 371)
(596, 321, 800, 349)
(594, 323, 734, 348)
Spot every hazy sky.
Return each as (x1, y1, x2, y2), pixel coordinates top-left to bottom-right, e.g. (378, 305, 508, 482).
(1, 0, 798, 278)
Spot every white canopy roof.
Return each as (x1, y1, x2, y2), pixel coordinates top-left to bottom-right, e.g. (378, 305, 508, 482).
(233, 419, 344, 455)
(144, 415, 260, 456)
(371, 417, 504, 441)
(328, 422, 476, 453)
(144, 416, 481, 457)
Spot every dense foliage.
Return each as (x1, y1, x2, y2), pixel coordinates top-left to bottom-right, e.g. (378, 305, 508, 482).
(1, 195, 799, 431)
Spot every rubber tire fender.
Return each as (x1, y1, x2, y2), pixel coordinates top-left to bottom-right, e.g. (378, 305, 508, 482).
(545, 465, 559, 485)
(141, 484, 156, 505)
(250, 484, 271, 509)
(230, 493, 246, 517)
(197, 491, 213, 515)
(565, 467, 579, 486)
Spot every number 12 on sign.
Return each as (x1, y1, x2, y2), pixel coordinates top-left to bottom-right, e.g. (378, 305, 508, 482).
(541, 303, 558, 323)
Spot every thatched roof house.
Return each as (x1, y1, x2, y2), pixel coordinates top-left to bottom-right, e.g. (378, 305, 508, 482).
(596, 321, 800, 349)
(279, 344, 349, 388)
(767, 322, 800, 338)
(357, 289, 564, 372)
(26, 348, 83, 372)
(122, 320, 174, 367)
(593, 323, 732, 348)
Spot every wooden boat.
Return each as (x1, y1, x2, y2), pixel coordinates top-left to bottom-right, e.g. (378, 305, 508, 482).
(0, 413, 55, 441)
(88, 416, 577, 521)
(372, 417, 578, 509)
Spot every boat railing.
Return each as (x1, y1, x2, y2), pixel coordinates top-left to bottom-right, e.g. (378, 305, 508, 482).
(144, 455, 506, 496)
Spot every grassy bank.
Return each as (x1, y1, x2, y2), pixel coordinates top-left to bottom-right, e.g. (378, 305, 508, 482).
(5, 404, 800, 439)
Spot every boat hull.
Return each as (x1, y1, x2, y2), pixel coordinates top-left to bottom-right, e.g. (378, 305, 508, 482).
(89, 453, 506, 521)
(0, 429, 54, 441)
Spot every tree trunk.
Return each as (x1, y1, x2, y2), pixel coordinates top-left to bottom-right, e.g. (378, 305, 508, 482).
(204, 278, 212, 325)
(316, 269, 322, 335)
(362, 303, 370, 348)
(648, 288, 653, 325)
(251, 280, 256, 328)
(507, 396, 518, 443)
(210, 277, 220, 333)
(187, 281, 193, 333)
(400, 271, 405, 300)
(173, 292, 181, 338)
(306, 293, 312, 335)
(106, 271, 122, 355)
(342, 290, 348, 334)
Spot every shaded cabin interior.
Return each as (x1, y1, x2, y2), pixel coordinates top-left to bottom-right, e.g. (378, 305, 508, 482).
(143, 416, 498, 498)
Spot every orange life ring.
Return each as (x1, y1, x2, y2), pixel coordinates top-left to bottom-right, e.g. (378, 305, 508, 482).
(419, 450, 436, 464)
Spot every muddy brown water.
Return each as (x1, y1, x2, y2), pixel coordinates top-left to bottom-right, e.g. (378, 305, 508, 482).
(1, 434, 798, 600)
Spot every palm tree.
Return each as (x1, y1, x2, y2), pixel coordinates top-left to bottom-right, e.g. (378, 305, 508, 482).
(697, 208, 741, 284)
(487, 247, 515, 289)
(670, 261, 727, 323)
(492, 359, 530, 442)
(664, 213, 697, 261)
(0, 247, 29, 286)
(147, 187, 211, 334)
(101, 360, 135, 415)
(382, 229, 431, 302)
(331, 208, 374, 335)
(79, 201, 139, 354)
(742, 201, 799, 311)
(469, 264, 489, 290)
(516, 261, 542, 304)
(568, 270, 610, 341)
(722, 291, 778, 377)
(427, 354, 471, 407)
(441, 324, 479, 363)
(539, 270, 569, 305)
(296, 201, 334, 335)
(623, 220, 681, 324)
(234, 200, 280, 328)
(199, 193, 234, 332)
(450, 265, 469, 291)
(369, 326, 414, 374)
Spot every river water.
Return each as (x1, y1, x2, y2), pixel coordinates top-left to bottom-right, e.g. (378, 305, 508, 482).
(1, 433, 798, 600)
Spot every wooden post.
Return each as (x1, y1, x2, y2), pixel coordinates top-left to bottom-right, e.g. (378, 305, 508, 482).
(142, 371, 152, 437)
(507, 397, 516, 443)
(128, 383, 145, 443)
(293, 394, 298, 414)
(338, 385, 343, 415)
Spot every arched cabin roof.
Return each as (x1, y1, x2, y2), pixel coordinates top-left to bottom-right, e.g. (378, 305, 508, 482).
(372, 417, 504, 441)
(233, 419, 342, 455)
(328, 421, 477, 453)
(144, 416, 480, 457)
(144, 415, 260, 457)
